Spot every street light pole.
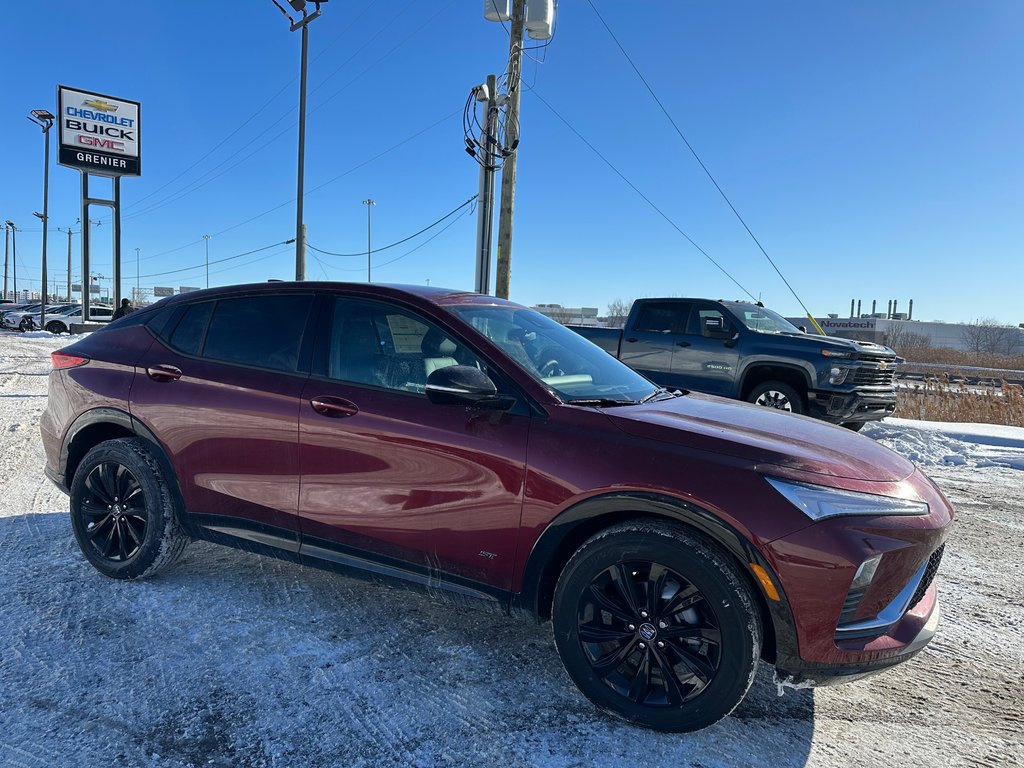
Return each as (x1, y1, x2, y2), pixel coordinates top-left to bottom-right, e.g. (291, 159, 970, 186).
(362, 199, 375, 282)
(29, 109, 55, 329)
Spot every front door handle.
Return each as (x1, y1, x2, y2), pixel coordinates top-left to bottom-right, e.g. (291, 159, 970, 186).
(146, 365, 182, 382)
(625, 337, 638, 343)
(310, 396, 359, 418)
(676, 340, 691, 348)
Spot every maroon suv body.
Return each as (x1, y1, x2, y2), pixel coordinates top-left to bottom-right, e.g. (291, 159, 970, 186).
(41, 282, 952, 732)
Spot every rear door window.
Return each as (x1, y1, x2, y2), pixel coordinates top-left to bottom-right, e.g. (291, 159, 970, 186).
(203, 294, 314, 373)
(634, 302, 688, 333)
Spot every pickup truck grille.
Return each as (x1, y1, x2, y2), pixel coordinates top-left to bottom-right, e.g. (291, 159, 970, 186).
(853, 367, 897, 386)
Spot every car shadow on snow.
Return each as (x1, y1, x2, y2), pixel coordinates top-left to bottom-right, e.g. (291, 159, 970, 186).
(0, 512, 815, 768)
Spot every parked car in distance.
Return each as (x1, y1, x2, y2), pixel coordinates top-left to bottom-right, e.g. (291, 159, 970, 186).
(3, 304, 77, 331)
(40, 304, 115, 334)
(570, 298, 899, 430)
(41, 283, 951, 732)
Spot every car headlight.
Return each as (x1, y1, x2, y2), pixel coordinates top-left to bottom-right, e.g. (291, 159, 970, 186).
(765, 477, 929, 521)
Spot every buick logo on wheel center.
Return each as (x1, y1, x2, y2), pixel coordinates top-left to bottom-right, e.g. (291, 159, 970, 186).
(57, 85, 141, 177)
(639, 623, 658, 641)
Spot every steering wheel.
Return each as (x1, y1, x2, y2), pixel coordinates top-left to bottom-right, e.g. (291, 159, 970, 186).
(539, 359, 564, 378)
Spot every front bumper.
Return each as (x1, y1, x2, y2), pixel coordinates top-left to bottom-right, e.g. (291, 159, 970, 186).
(808, 388, 897, 423)
(775, 583, 940, 685)
(762, 468, 952, 685)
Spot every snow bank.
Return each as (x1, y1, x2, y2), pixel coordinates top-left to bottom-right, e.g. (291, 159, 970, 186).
(863, 418, 1024, 471)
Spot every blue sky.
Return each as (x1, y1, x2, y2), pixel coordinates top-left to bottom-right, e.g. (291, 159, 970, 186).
(2, 1, 1021, 324)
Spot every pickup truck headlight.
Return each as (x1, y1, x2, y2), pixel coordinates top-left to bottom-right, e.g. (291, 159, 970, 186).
(765, 477, 929, 521)
(828, 366, 850, 385)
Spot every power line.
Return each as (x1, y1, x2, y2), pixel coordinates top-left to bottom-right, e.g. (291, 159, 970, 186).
(527, 86, 755, 300)
(585, 0, 811, 316)
(138, 240, 293, 279)
(136, 109, 461, 264)
(308, 195, 477, 257)
(327, 202, 475, 274)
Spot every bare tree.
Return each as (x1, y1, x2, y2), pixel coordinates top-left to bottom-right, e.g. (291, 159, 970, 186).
(605, 298, 632, 328)
(883, 323, 931, 354)
(962, 318, 1022, 360)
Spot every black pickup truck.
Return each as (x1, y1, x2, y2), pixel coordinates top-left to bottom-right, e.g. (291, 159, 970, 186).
(570, 298, 898, 429)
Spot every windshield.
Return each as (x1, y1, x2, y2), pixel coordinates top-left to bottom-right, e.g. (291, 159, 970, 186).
(727, 303, 802, 334)
(449, 305, 659, 404)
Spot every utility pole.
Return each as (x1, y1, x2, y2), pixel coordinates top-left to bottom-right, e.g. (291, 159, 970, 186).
(135, 247, 141, 301)
(9, 222, 17, 301)
(495, 0, 525, 300)
(474, 74, 499, 295)
(203, 234, 211, 288)
(362, 199, 375, 282)
(3, 222, 9, 301)
(276, 1, 328, 281)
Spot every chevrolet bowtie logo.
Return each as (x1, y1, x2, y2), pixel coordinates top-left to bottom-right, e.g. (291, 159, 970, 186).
(82, 99, 119, 113)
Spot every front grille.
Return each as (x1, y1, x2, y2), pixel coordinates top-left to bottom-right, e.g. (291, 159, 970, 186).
(853, 367, 897, 386)
(909, 544, 945, 609)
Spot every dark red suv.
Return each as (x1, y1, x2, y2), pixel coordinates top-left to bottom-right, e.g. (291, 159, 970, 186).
(41, 282, 952, 732)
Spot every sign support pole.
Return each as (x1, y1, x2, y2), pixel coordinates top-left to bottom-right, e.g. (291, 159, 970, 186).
(81, 173, 90, 320)
(113, 176, 121, 310)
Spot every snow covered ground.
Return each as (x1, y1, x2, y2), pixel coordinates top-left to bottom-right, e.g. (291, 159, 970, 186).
(1, 330, 1021, 767)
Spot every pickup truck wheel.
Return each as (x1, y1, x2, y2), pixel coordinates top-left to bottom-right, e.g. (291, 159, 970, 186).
(747, 381, 804, 415)
(842, 421, 866, 432)
(552, 521, 761, 732)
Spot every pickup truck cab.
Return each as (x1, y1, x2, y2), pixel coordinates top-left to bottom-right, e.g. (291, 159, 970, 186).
(572, 298, 898, 428)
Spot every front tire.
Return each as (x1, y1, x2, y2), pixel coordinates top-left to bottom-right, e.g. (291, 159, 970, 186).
(69, 438, 189, 579)
(746, 380, 805, 414)
(841, 421, 867, 432)
(45, 321, 65, 334)
(552, 521, 761, 732)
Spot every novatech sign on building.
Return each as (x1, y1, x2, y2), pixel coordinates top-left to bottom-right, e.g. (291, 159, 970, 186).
(57, 86, 141, 176)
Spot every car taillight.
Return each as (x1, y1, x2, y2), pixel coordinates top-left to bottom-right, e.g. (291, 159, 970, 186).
(51, 351, 89, 370)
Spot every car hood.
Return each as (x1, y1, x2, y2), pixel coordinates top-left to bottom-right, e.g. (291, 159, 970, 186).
(605, 393, 915, 482)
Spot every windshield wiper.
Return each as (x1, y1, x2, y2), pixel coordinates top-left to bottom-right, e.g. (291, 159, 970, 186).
(638, 387, 683, 404)
(565, 397, 636, 407)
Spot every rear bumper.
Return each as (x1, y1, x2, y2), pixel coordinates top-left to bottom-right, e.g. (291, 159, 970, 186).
(808, 388, 897, 423)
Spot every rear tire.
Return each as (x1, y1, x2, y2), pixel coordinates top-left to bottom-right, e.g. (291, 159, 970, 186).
(69, 438, 189, 580)
(746, 380, 804, 414)
(552, 520, 761, 732)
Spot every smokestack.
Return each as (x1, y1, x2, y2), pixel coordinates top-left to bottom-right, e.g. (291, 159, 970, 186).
(857, 300, 862, 317)
(908, 299, 914, 321)
(872, 300, 876, 315)
(850, 299, 855, 318)
(893, 299, 898, 318)
(887, 300, 892, 319)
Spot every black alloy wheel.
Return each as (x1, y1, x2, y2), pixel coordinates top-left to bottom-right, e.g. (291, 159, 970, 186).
(70, 438, 189, 579)
(577, 561, 721, 707)
(80, 462, 148, 563)
(552, 521, 761, 732)
(45, 321, 64, 334)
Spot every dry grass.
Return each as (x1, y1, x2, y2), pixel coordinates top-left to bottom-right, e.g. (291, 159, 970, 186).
(899, 346, 1024, 371)
(895, 377, 1024, 427)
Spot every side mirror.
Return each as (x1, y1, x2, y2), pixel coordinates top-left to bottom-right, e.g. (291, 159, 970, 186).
(425, 365, 512, 409)
(702, 316, 732, 340)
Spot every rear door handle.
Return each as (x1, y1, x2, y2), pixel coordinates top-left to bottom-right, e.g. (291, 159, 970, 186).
(146, 365, 182, 382)
(310, 396, 359, 418)
(625, 337, 638, 343)
(676, 340, 691, 347)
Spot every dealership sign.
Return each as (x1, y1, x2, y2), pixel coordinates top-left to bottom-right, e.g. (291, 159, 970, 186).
(57, 86, 141, 177)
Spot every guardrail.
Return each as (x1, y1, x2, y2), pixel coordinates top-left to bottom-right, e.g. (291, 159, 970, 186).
(898, 363, 1024, 389)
